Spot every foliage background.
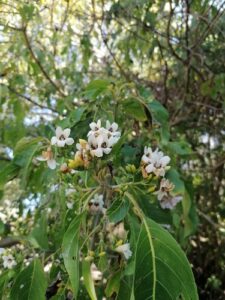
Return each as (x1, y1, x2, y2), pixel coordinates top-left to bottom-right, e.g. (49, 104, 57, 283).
(0, 0, 224, 299)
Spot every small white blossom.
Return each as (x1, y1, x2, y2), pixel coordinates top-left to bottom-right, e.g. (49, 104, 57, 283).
(66, 201, 74, 209)
(88, 194, 105, 214)
(91, 263, 103, 281)
(2, 254, 17, 269)
(51, 127, 74, 147)
(142, 147, 170, 177)
(160, 195, 183, 210)
(36, 147, 56, 169)
(155, 178, 174, 201)
(115, 243, 132, 260)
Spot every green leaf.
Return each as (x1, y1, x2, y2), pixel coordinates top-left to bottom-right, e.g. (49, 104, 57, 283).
(168, 141, 192, 156)
(105, 270, 122, 297)
(84, 79, 111, 99)
(166, 169, 185, 194)
(0, 163, 19, 188)
(62, 213, 84, 298)
(82, 260, 97, 300)
(29, 214, 49, 250)
(123, 98, 147, 121)
(10, 259, 47, 300)
(133, 217, 198, 300)
(148, 100, 169, 125)
(107, 198, 130, 223)
(70, 107, 86, 125)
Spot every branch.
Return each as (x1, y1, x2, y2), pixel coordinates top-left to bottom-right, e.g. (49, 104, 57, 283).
(22, 28, 66, 97)
(0, 237, 21, 248)
(1, 83, 58, 113)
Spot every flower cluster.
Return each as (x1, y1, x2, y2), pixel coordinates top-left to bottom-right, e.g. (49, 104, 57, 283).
(37, 120, 121, 171)
(88, 194, 105, 214)
(88, 120, 121, 158)
(141, 147, 170, 177)
(141, 147, 182, 210)
(155, 178, 182, 209)
(0, 249, 17, 269)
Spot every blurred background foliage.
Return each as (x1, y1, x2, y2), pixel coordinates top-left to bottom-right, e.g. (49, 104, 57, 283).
(0, 0, 224, 299)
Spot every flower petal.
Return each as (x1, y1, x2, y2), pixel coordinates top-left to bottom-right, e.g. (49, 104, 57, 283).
(51, 136, 58, 145)
(36, 156, 47, 161)
(57, 140, 66, 147)
(63, 128, 71, 138)
(93, 148, 103, 157)
(56, 127, 63, 138)
(145, 163, 154, 173)
(160, 156, 170, 166)
(47, 159, 57, 169)
(65, 138, 74, 145)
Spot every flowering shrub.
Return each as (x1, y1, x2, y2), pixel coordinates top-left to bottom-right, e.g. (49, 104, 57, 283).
(0, 80, 198, 300)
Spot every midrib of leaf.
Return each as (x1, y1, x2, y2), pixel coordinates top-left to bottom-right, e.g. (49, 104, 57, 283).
(27, 260, 37, 300)
(126, 192, 156, 300)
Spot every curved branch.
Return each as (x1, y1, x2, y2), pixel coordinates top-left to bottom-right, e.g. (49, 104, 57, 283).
(22, 28, 66, 97)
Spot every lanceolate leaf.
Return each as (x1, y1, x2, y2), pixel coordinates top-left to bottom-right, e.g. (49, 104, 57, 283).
(82, 260, 97, 300)
(62, 213, 84, 299)
(10, 259, 47, 300)
(133, 218, 198, 300)
(107, 198, 130, 223)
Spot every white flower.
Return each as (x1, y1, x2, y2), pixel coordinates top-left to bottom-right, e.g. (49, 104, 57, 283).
(89, 134, 114, 157)
(51, 127, 74, 147)
(0, 248, 5, 255)
(91, 263, 103, 281)
(115, 243, 132, 260)
(155, 178, 174, 201)
(66, 201, 74, 209)
(106, 120, 121, 138)
(36, 147, 56, 169)
(159, 195, 183, 210)
(88, 194, 105, 214)
(2, 254, 17, 269)
(87, 120, 120, 158)
(89, 119, 102, 133)
(142, 147, 170, 177)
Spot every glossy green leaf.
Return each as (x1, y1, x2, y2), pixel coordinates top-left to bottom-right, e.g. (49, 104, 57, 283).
(10, 259, 47, 300)
(123, 98, 147, 121)
(107, 198, 130, 223)
(62, 213, 84, 298)
(133, 217, 198, 300)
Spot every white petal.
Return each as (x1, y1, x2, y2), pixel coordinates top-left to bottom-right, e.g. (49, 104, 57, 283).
(76, 143, 81, 150)
(142, 155, 150, 164)
(90, 122, 97, 131)
(51, 136, 58, 145)
(93, 148, 103, 157)
(145, 164, 154, 173)
(111, 122, 118, 131)
(103, 148, 112, 154)
(160, 156, 170, 166)
(96, 119, 101, 128)
(56, 127, 63, 138)
(65, 138, 74, 145)
(47, 159, 56, 169)
(106, 120, 110, 129)
(36, 156, 47, 161)
(63, 128, 71, 138)
(57, 140, 66, 147)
